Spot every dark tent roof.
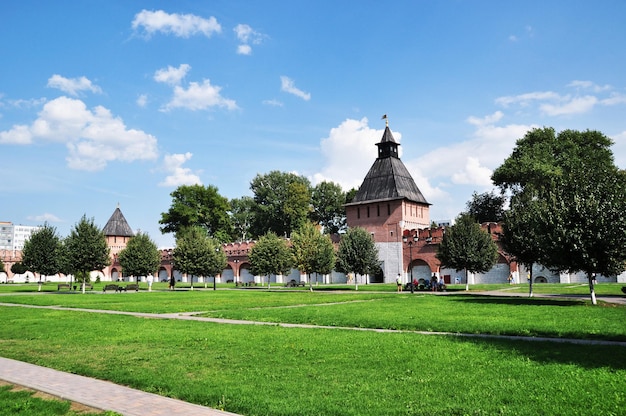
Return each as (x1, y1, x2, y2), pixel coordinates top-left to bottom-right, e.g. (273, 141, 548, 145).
(103, 207, 134, 237)
(378, 125, 398, 144)
(346, 126, 430, 206)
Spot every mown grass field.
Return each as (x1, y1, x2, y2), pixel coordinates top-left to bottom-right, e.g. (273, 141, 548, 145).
(0, 283, 624, 415)
(0, 382, 119, 416)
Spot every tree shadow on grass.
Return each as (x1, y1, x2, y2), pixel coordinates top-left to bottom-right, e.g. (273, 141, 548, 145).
(453, 335, 626, 371)
(447, 294, 585, 307)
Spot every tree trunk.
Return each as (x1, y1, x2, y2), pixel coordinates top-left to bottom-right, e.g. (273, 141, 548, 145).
(528, 264, 534, 298)
(464, 269, 469, 291)
(588, 272, 597, 305)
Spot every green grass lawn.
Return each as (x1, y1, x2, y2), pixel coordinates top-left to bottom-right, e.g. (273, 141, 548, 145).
(0, 383, 119, 416)
(0, 285, 625, 415)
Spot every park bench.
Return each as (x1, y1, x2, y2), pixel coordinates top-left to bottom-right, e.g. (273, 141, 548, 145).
(103, 284, 119, 292)
(125, 284, 139, 292)
(621, 286, 626, 294)
(235, 281, 258, 287)
(79, 283, 93, 291)
(286, 279, 306, 287)
(57, 283, 71, 291)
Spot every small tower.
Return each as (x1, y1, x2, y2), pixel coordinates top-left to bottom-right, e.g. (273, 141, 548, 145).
(345, 117, 430, 282)
(102, 205, 134, 280)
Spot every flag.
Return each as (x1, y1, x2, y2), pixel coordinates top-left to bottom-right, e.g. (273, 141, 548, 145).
(381, 114, 387, 120)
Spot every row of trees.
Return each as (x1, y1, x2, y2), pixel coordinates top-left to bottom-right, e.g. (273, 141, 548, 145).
(18, 216, 110, 292)
(249, 223, 379, 291)
(448, 128, 626, 304)
(12, 128, 625, 304)
(15, 214, 381, 293)
(16, 215, 229, 292)
(159, 172, 355, 244)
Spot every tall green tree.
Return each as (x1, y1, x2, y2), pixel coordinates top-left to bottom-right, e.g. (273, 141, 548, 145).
(173, 226, 226, 291)
(335, 227, 379, 290)
(291, 222, 336, 291)
(117, 233, 162, 282)
(248, 232, 293, 288)
(57, 241, 73, 282)
(492, 127, 626, 304)
(64, 215, 110, 293)
(436, 214, 499, 291)
(250, 171, 311, 238)
(11, 262, 28, 275)
(310, 181, 347, 234)
(345, 188, 358, 204)
(499, 192, 549, 297)
(20, 223, 63, 283)
(230, 196, 256, 241)
(465, 191, 506, 223)
(160, 184, 233, 243)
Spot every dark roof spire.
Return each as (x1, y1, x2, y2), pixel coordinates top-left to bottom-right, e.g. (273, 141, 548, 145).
(103, 206, 134, 237)
(347, 118, 430, 205)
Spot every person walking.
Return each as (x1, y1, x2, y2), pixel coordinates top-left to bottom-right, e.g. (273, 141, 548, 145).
(396, 274, 403, 292)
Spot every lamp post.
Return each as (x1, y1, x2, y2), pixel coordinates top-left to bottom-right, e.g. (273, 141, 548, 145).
(213, 247, 220, 291)
(233, 259, 240, 285)
(402, 232, 418, 294)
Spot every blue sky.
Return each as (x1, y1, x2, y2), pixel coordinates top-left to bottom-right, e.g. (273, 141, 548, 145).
(2, 1, 626, 248)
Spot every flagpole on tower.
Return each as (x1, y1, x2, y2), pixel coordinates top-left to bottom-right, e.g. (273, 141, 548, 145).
(381, 114, 388, 127)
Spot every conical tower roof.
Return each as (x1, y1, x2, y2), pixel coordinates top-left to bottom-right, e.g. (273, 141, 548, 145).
(347, 125, 430, 205)
(103, 207, 134, 237)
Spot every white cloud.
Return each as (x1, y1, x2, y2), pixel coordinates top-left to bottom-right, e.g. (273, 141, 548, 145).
(154, 64, 190, 86)
(159, 152, 202, 187)
(280, 76, 311, 101)
(496, 81, 626, 117)
(7, 97, 47, 109)
(495, 91, 561, 107)
(237, 44, 252, 55)
(450, 157, 493, 186)
(312, 117, 388, 190)
(234, 24, 266, 55)
(262, 99, 283, 107)
(600, 93, 626, 106)
(27, 213, 62, 223)
(162, 80, 238, 111)
(132, 10, 221, 38)
(47, 75, 102, 96)
(539, 95, 597, 116)
(406, 113, 536, 208)
(467, 111, 504, 126)
(567, 80, 611, 92)
(136, 94, 148, 107)
(0, 124, 32, 144)
(0, 96, 158, 170)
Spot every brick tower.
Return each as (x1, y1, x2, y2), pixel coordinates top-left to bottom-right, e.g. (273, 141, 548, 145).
(102, 205, 134, 280)
(345, 118, 430, 282)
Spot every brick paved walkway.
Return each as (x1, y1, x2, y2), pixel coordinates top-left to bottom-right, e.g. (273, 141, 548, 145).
(0, 356, 240, 416)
